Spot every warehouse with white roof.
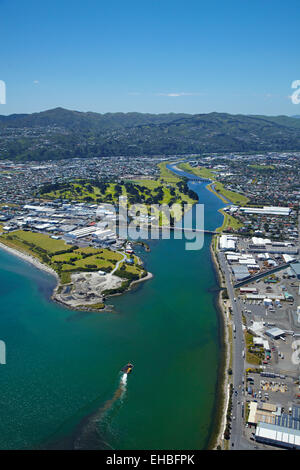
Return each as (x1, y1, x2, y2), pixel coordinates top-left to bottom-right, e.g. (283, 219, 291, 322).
(219, 234, 236, 251)
(240, 206, 291, 216)
(255, 423, 300, 449)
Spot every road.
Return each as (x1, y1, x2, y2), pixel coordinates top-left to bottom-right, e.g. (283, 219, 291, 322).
(218, 251, 246, 450)
(110, 251, 127, 276)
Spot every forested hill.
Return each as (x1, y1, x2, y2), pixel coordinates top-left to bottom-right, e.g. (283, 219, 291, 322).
(1, 107, 300, 160)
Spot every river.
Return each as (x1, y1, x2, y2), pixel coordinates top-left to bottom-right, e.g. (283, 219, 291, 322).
(0, 167, 225, 450)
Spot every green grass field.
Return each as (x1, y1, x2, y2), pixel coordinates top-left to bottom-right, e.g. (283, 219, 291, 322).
(179, 162, 249, 206)
(178, 163, 217, 180)
(157, 162, 182, 183)
(39, 162, 199, 230)
(51, 252, 81, 263)
(61, 255, 114, 271)
(0, 230, 147, 309)
(42, 162, 197, 212)
(213, 182, 249, 205)
(9, 230, 69, 253)
(0, 231, 137, 281)
(133, 162, 197, 219)
(133, 179, 158, 190)
(52, 246, 123, 272)
(43, 181, 125, 203)
(119, 262, 142, 276)
(216, 210, 243, 233)
(75, 247, 123, 261)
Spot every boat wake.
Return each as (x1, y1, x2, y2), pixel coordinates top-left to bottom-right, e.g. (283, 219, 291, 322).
(72, 372, 128, 450)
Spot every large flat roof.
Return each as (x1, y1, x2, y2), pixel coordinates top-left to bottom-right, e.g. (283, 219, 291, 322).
(241, 206, 291, 216)
(256, 422, 300, 447)
(275, 406, 300, 431)
(265, 327, 285, 337)
(291, 262, 300, 276)
(245, 294, 284, 300)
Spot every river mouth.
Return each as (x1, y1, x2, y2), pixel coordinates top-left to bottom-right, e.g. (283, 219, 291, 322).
(0, 167, 225, 450)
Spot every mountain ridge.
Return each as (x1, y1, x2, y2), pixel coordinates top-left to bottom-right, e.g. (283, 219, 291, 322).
(1, 108, 300, 160)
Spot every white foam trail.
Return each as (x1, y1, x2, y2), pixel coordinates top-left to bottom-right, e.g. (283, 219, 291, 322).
(121, 373, 127, 386)
(73, 372, 128, 449)
(73, 371, 130, 449)
(119, 373, 127, 400)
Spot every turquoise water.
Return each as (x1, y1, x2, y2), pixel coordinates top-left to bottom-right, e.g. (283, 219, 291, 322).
(0, 177, 225, 450)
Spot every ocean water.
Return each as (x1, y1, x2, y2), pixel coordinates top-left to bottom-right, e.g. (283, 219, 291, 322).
(0, 177, 225, 450)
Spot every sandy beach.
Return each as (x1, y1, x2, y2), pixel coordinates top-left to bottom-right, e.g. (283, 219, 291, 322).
(0, 240, 59, 281)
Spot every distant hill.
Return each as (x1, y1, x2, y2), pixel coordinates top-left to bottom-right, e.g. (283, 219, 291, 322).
(1, 108, 300, 160)
(0, 107, 189, 131)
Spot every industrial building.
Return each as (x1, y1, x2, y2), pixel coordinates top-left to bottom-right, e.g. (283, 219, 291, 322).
(251, 237, 272, 245)
(248, 240, 298, 255)
(66, 226, 98, 239)
(23, 204, 56, 213)
(291, 262, 300, 280)
(255, 423, 300, 449)
(239, 287, 258, 294)
(245, 293, 284, 301)
(275, 405, 300, 431)
(219, 234, 236, 251)
(248, 402, 280, 426)
(265, 327, 286, 340)
(253, 337, 270, 351)
(253, 405, 300, 449)
(282, 254, 297, 264)
(248, 321, 264, 337)
(240, 206, 291, 216)
(231, 265, 250, 281)
(92, 229, 117, 243)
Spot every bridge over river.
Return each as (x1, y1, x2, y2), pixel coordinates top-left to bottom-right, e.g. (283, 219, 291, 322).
(188, 177, 211, 182)
(164, 226, 217, 234)
(118, 223, 217, 235)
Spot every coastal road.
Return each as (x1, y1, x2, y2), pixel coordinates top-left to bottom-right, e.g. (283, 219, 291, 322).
(218, 252, 245, 450)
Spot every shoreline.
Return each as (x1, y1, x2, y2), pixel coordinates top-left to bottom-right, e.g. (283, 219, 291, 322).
(2, 168, 231, 449)
(169, 163, 231, 450)
(208, 238, 231, 450)
(0, 240, 59, 282)
(130, 271, 153, 286)
(202, 174, 233, 449)
(206, 182, 231, 205)
(190, 169, 231, 449)
(0, 239, 152, 311)
(204, 176, 235, 447)
(100, 271, 154, 299)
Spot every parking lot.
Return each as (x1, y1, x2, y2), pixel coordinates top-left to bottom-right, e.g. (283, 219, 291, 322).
(245, 371, 297, 402)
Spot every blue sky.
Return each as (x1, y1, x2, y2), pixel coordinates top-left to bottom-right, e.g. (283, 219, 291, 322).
(0, 0, 300, 116)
